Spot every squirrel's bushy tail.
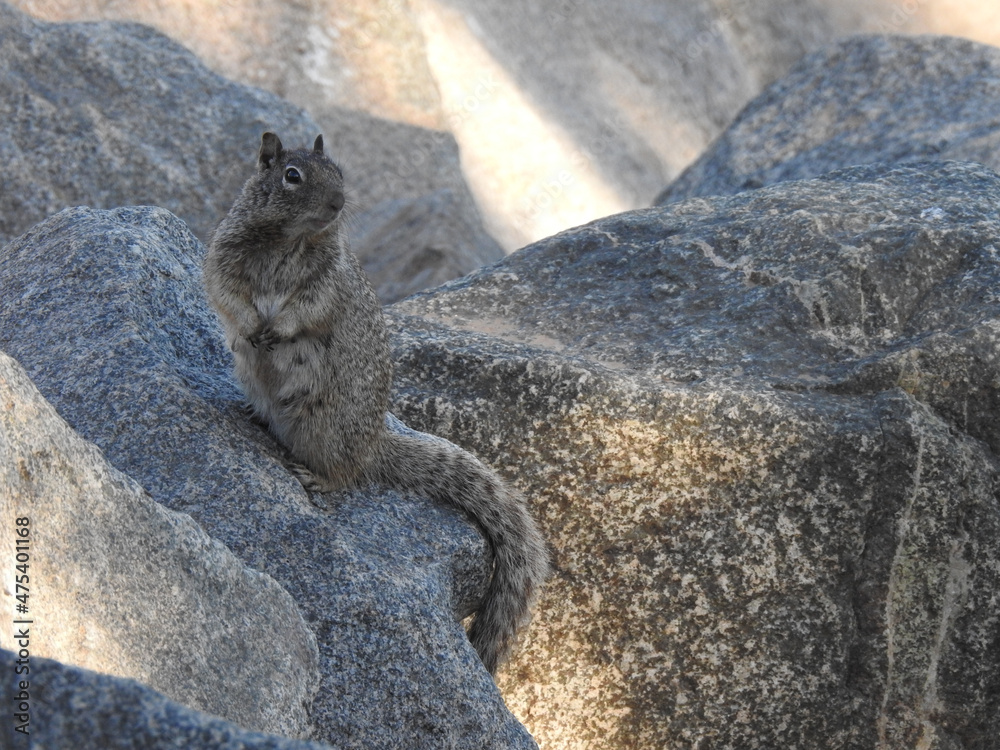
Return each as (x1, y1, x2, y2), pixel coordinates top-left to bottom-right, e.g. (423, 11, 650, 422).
(366, 428, 549, 675)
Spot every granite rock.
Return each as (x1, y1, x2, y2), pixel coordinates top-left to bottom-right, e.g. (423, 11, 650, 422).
(352, 189, 501, 304)
(0, 205, 536, 748)
(0, 350, 319, 738)
(0, 3, 501, 302)
(387, 161, 1000, 747)
(658, 35, 1000, 204)
(6, 0, 447, 131)
(0, 649, 332, 750)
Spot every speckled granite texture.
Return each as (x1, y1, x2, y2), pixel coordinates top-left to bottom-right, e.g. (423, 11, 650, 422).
(0, 206, 535, 749)
(389, 161, 1000, 748)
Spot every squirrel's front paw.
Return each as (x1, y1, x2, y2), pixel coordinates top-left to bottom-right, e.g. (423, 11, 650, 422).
(247, 326, 281, 352)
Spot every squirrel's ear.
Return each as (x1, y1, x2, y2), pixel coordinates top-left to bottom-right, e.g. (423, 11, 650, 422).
(258, 132, 283, 170)
(313, 134, 324, 155)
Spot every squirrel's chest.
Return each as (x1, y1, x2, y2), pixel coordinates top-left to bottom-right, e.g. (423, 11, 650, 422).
(252, 291, 290, 323)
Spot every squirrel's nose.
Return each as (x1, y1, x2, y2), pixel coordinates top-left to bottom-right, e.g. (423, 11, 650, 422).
(331, 191, 345, 213)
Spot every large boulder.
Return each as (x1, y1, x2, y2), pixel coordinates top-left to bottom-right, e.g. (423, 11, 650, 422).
(0, 2, 501, 302)
(387, 160, 1000, 747)
(657, 34, 1000, 204)
(5, 0, 446, 131)
(0, 205, 537, 749)
(0, 350, 319, 738)
(0, 650, 331, 750)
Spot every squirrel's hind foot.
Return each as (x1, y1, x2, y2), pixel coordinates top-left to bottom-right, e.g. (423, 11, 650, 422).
(288, 461, 332, 493)
(290, 463, 352, 511)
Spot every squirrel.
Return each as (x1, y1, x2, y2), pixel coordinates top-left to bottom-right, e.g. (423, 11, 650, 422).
(203, 132, 549, 675)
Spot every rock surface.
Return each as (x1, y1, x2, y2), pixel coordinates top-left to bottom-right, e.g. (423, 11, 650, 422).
(7, 0, 447, 131)
(0, 205, 536, 749)
(5, 2, 1000, 746)
(0, 2, 313, 246)
(0, 2, 501, 302)
(0, 649, 332, 750)
(387, 160, 1000, 747)
(0, 350, 319, 738)
(19, 0, 1000, 249)
(658, 34, 1000, 204)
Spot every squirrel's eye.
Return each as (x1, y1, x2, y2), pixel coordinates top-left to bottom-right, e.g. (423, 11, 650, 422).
(284, 166, 302, 184)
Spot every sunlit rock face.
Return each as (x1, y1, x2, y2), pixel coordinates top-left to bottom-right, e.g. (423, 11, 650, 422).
(388, 160, 1000, 748)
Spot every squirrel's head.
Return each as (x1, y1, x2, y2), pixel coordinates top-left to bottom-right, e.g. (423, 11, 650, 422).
(251, 132, 346, 239)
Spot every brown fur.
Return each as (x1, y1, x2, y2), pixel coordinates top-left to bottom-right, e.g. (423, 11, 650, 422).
(203, 133, 549, 674)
